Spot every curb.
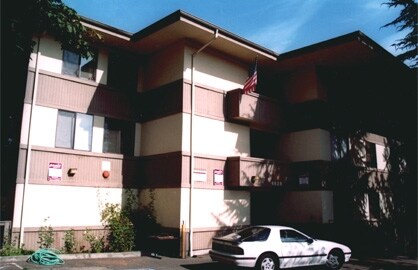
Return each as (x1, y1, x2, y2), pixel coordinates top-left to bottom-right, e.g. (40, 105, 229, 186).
(0, 251, 142, 263)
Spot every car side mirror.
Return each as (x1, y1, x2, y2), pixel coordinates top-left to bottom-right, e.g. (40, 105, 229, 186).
(307, 238, 314, 244)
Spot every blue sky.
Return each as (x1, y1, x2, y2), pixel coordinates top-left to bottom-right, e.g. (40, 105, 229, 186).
(63, 0, 406, 56)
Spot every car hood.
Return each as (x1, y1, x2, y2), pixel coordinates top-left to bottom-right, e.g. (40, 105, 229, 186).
(314, 239, 351, 252)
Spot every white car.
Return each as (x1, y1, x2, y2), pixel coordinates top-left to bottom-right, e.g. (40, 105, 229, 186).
(209, 225, 351, 270)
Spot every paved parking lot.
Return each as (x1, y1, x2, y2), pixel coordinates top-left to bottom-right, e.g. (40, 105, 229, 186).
(1, 253, 417, 270)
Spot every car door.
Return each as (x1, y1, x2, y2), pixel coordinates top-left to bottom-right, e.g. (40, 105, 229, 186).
(279, 229, 318, 268)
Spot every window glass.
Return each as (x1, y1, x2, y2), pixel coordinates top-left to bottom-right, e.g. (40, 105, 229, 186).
(62, 50, 80, 77)
(74, 113, 93, 151)
(331, 134, 348, 161)
(55, 110, 93, 151)
(55, 111, 75, 148)
(103, 118, 122, 154)
(280, 230, 309, 242)
(62, 50, 97, 80)
(366, 142, 377, 168)
(232, 227, 271, 242)
(368, 192, 381, 220)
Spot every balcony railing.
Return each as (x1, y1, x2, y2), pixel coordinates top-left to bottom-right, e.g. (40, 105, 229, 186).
(226, 156, 331, 189)
(226, 89, 283, 131)
(226, 156, 289, 187)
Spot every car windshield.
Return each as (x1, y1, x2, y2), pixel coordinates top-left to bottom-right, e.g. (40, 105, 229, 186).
(233, 227, 270, 242)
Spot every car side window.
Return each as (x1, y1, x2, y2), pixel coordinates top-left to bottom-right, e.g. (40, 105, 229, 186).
(242, 228, 271, 242)
(280, 230, 309, 243)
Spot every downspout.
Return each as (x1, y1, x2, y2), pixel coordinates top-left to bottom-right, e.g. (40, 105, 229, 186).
(189, 29, 218, 257)
(19, 37, 41, 248)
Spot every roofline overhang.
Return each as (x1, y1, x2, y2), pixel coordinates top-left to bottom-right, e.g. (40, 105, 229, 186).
(81, 16, 132, 41)
(131, 10, 278, 60)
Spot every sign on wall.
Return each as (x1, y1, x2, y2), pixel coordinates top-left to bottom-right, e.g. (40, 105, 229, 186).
(48, 162, 63, 181)
(213, 169, 223, 185)
(193, 169, 207, 182)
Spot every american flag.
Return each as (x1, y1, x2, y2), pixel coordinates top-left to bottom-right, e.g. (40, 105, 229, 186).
(242, 57, 257, 94)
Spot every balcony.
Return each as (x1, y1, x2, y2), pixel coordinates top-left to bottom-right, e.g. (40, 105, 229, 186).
(226, 156, 331, 189)
(226, 156, 289, 187)
(226, 89, 283, 131)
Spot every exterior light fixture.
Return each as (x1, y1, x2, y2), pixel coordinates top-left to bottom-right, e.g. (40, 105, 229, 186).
(67, 168, 77, 176)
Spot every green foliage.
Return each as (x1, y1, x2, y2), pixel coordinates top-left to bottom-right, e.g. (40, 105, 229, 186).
(101, 191, 136, 252)
(38, 220, 55, 249)
(137, 189, 161, 241)
(6, 0, 101, 58)
(0, 235, 32, 256)
(62, 229, 77, 254)
(83, 230, 105, 253)
(382, 0, 418, 67)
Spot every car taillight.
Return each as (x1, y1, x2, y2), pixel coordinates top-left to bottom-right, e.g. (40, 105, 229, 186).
(212, 242, 244, 255)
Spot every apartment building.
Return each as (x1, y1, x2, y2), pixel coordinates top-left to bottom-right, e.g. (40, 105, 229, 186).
(10, 10, 414, 254)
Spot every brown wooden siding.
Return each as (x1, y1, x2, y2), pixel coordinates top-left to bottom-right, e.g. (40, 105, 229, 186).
(226, 89, 284, 131)
(17, 146, 140, 188)
(138, 152, 226, 189)
(12, 226, 108, 252)
(12, 225, 236, 254)
(141, 80, 226, 122)
(140, 80, 184, 122)
(27, 70, 137, 121)
(226, 156, 288, 188)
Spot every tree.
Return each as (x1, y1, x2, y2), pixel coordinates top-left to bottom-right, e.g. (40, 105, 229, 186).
(382, 0, 418, 67)
(1, 0, 100, 220)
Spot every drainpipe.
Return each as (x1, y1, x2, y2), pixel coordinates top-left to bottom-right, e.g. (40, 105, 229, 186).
(189, 29, 218, 257)
(19, 37, 41, 248)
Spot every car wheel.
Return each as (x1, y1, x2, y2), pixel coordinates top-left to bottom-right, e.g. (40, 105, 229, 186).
(256, 253, 279, 270)
(326, 249, 344, 270)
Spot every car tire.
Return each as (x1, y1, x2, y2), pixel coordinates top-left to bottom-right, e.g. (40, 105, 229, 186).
(256, 252, 279, 270)
(326, 249, 344, 270)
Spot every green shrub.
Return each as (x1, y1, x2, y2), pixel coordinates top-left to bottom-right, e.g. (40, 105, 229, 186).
(101, 203, 135, 252)
(83, 229, 104, 253)
(38, 219, 55, 249)
(62, 229, 77, 253)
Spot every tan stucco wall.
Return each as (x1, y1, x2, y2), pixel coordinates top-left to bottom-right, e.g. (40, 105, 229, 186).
(279, 129, 331, 162)
(30, 35, 108, 84)
(144, 42, 185, 91)
(180, 188, 251, 230)
(184, 45, 246, 91)
(276, 191, 334, 224)
(13, 184, 131, 228)
(283, 65, 327, 104)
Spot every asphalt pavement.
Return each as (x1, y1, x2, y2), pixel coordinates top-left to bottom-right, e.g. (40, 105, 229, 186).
(1, 251, 417, 270)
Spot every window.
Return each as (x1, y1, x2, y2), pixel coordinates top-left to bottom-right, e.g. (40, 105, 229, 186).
(62, 50, 97, 80)
(55, 111, 93, 151)
(367, 192, 381, 220)
(280, 230, 310, 243)
(365, 141, 377, 168)
(103, 118, 122, 153)
(331, 134, 348, 161)
(234, 227, 271, 242)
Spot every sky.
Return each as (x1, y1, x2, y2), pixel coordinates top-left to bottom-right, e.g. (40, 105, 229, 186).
(62, 0, 407, 57)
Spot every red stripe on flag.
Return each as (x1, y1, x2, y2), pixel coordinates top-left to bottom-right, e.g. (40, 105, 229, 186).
(243, 71, 257, 94)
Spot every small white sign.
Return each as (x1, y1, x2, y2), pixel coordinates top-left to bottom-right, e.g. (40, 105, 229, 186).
(48, 162, 63, 181)
(193, 169, 207, 182)
(213, 169, 223, 185)
(102, 161, 111, 171)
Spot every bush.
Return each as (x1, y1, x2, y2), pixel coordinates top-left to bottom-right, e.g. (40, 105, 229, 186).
(38, 220, 54, 249)
(101, 203, 135, 252)
(62, 229, 77, 254)
(83, 229, 105, 253)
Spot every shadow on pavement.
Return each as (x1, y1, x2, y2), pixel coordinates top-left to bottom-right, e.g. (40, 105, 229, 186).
(181, 262, 241, 270)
